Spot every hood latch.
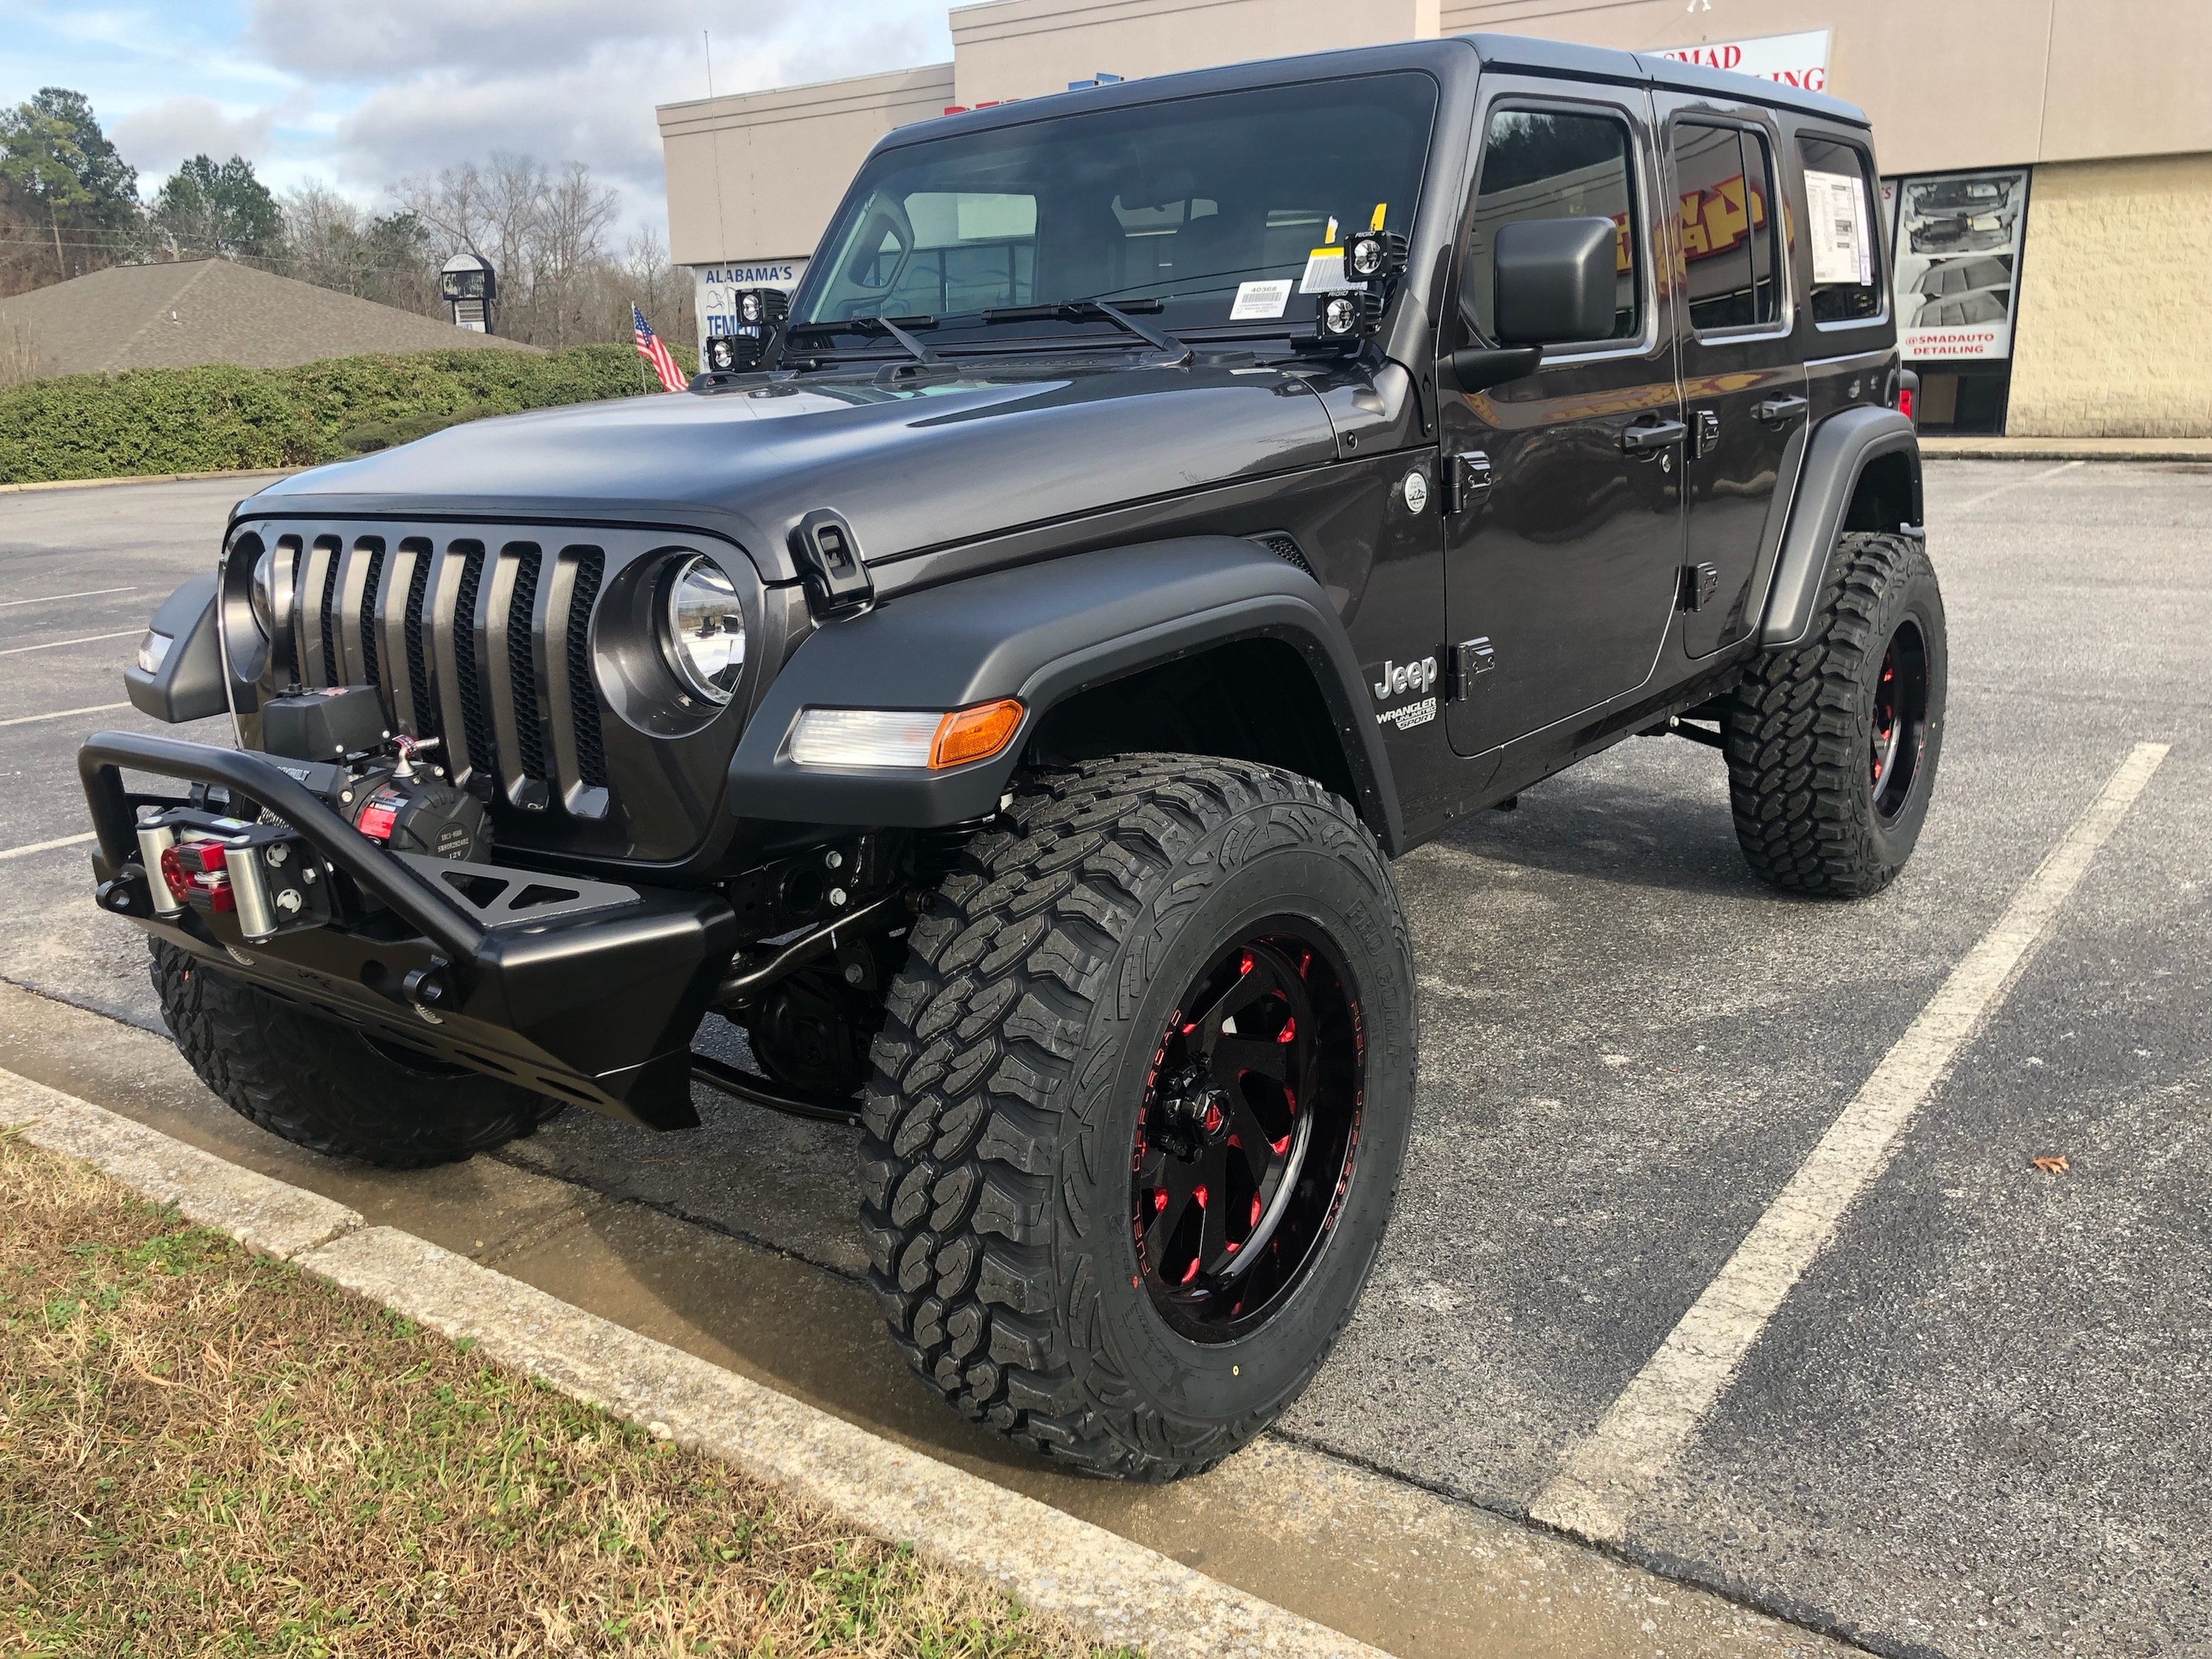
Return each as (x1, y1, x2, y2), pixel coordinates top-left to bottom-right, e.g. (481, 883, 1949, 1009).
(790, 509, 874, 620)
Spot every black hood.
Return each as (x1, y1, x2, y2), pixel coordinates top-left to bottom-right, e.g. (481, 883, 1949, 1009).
(242, 359, 1339, 584)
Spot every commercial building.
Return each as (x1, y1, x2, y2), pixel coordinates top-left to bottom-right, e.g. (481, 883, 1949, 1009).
(656, 0, 2212, 437)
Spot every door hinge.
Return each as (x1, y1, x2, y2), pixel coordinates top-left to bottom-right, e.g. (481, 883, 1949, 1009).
(1444, 451, 1493, 514)
(1680, 562, 1720, 612)
(1448, 636, 1495, 699)
(1693, 408, 1721, 459)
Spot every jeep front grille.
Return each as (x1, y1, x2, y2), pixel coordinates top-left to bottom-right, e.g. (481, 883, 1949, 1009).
(274, 528, 611, 818)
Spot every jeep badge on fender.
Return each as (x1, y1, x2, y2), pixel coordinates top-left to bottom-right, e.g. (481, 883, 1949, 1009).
(80, 34, 1938, 1484)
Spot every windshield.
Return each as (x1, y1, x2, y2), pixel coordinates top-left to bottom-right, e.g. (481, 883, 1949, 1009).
(793, 73, 1439, 341)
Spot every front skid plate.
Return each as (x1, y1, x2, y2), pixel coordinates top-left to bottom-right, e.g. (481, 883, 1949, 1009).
(107, 870, 731, 1130)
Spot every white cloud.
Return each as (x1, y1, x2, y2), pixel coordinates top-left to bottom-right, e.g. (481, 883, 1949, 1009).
(111, 96, 281, 178)
(10, 0, 952, 234)
(247, 0, 772, 81)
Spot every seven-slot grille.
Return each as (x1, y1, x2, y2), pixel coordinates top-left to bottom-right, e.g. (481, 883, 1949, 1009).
(271, 529, 611, 818)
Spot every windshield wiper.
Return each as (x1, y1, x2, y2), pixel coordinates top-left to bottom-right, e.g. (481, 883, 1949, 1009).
(860, 314, 940, 364)
(978, 297, 1192, 365)
(788, 313, 940, 364)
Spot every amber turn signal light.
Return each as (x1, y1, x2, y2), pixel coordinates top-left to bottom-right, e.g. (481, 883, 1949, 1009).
(931, 698, 1023, 768)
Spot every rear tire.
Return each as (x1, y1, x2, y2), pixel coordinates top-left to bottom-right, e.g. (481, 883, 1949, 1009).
(150, 940, 565, 1168)
(1725, 530, 1947, 897)
(857, 755, 1416, 1481)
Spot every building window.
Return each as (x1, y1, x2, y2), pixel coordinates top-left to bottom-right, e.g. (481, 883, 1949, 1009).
(1466, 108, 1641, 344)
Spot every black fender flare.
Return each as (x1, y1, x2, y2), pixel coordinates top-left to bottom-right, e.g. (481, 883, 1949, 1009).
(1759, 406, 1922, 650)
(125, 573, 227, 723)
(726, 538, 1403, 851)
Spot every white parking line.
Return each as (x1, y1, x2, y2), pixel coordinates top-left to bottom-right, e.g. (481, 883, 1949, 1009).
(0, 628, 142, 657)
(1531, 740, 2171, 1545)
(0, 831, 97, 862)
(0, 700, 132, 728)
(0, 586, 135, 609)
(1947, 458, 2083, 516)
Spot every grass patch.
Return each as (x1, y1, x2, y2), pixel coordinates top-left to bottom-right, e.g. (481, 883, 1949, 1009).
(0, 1133, 1133, 1658)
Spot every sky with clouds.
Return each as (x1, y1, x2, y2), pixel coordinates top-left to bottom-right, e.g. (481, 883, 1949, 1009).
(0, 0, 952, 239)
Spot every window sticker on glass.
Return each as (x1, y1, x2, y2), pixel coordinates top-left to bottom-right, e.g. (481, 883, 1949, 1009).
(1299, 246, 1354, 293)
(1230, 279, 1293, 319)
(1805, 168, 1871, 287)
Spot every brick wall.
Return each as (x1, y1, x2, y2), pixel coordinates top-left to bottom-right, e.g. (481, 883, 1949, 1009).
(2007, 154, 2212, 437)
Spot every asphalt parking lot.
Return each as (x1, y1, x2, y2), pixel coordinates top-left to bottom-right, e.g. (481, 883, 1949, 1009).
(2, 462, 2205, 1658)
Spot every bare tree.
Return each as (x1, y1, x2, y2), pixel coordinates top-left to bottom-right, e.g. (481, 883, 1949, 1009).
(0, 317, 45, 386)
(279, 155, 692, 355)
(536, 161, 619, 348)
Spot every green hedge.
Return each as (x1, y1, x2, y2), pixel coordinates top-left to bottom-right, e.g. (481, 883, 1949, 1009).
(0, 341, 700, 484)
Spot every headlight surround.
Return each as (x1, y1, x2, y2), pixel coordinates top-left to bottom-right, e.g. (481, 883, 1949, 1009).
(248, 546, 287, 639)
(658, 554, 746, 703)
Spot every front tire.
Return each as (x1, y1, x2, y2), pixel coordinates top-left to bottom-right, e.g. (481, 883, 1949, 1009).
(1725, 530, 1947, 896)
(857, 756, 1416, 1480)
(150, 940, 565, 1167)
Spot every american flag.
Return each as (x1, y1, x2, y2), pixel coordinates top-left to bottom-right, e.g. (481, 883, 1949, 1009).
(633, 304, 688, 393)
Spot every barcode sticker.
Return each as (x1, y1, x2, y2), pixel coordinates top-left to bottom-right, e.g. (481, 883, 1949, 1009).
(1806, 168, 1870, 287)
(1230, 279, 1293, 320)
(1299, 246, 1355, 294)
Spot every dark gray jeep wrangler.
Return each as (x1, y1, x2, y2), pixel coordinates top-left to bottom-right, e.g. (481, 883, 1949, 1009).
(84, 33, 1941, 1480)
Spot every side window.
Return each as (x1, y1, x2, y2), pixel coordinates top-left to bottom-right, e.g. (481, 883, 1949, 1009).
(1465, 108, 1641, 344)
(1796, 136, 1882, 322)
(1671, 121, 1781, 331)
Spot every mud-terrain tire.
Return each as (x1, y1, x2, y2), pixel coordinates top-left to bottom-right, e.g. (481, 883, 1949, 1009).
(857, 755, 1416, 1481)
(150, 940, 565, 1167)
(1725, 530, 1947, 897)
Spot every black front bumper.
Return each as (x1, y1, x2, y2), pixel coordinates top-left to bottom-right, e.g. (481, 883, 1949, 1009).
(80, 731, 737, 1129)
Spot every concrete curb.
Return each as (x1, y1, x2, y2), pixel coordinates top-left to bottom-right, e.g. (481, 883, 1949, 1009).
(1, 1071, 361, 1257)
(0, 1063, 1384, 1659)
(1921, 436, 2212, 462)
(0, 467, 303, 495)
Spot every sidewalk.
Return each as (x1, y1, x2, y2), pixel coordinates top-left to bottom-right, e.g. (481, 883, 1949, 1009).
(1921, 434, 2212, 462)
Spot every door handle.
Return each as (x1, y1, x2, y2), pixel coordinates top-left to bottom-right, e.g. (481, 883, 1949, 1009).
(1621, 418, 1688, 455)
(1753, 394, 1809, 425)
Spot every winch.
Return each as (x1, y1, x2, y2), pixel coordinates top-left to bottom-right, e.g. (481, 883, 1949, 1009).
(130, 687, 494, 945)
(257, 686, 492, 865)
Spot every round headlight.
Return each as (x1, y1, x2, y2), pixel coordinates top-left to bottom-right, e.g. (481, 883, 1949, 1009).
(1348, 235, 1382, 278)
(248, 546, 286, 639)
(1322, 294, 1357, 335)
(740, 291, 762, 323)
(660, 554, 745, 703)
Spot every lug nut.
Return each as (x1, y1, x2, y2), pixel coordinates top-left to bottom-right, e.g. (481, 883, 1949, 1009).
(829, 888, 848, 907)
(843, 961, 865, 985)
(824, 850, 844, 870)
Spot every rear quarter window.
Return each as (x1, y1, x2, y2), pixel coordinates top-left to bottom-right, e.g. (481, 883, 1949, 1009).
(1796, 135, 1883, 324)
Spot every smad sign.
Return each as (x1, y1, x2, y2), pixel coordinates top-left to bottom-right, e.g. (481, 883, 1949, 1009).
(1655, 29, 1832, 93)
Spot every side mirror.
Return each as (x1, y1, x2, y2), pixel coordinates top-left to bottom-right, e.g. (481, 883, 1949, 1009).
(124, 573, 227, 723)
(1494, 216, 1619, 347)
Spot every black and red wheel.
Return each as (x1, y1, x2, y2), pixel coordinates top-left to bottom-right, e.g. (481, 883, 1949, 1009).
(1727, 529, 1947, 896)
(1132, 930, 1363, 1343)
(857, 755, 1414, 1480)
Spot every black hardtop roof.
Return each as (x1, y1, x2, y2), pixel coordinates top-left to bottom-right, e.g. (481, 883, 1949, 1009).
(1464, 32, 1867, 125)
(894, 31, 1865, 151)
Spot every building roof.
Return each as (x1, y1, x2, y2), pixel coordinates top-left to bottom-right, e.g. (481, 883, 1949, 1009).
(0, 258, 538, 378)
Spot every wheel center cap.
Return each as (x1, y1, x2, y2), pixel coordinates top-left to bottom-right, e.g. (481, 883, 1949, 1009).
(1168, 1084, 1231, 1148)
